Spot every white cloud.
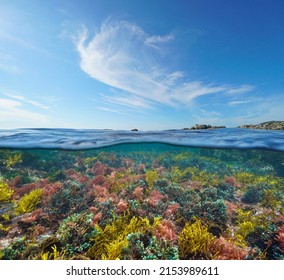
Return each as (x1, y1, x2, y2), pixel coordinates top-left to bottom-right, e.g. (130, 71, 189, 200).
(2, 92, 25, 101)
(194, 93, 284, 127)
(0, 32, 55, 58)
(75, 19, 255, 110)
(89, 92, 151, 116)
(97, 107, 126, 114)
(0, 97, 52, 128)
(244, 94, 284, 122)
(173, 82, 229, 104)
(228, 100, 254, 106)
(0, 47, 20, 74)
(26, 100, 49, 110)
(0, 98, 21, 108)
(145, 34, 174, 49)
(100, 93, 153, 109)
(3, 91, 49, 109)
(199, 109, 221, 117)
(226, 85, 255, 94)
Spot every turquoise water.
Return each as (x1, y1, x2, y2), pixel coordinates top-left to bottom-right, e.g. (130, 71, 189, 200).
(0, 128, 284, 150)
(0, 129, 284, 260)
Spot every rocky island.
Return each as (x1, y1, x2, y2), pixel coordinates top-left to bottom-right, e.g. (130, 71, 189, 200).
(238, 121, 284, 130)
(183, 124, 226, 130)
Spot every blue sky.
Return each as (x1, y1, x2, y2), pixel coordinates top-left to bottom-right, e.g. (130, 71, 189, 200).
(0, 0, 283, 130)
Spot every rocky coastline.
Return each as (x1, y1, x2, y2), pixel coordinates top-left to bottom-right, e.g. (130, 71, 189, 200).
(237, 121, 284, 130)
(182, 121, 284, 130)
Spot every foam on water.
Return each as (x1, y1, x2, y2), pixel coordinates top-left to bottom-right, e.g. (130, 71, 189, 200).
(0, 128, 284, 151)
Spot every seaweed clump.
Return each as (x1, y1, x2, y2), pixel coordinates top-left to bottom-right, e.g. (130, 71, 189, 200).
(87, 214, 161, 260)
(178, 219, 219, 260)
(15, 189, 43, 214)
(0, 181, 14, 202)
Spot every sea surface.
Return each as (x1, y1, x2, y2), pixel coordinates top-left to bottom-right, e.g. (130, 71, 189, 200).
(0, 128, 284, 260)
(0, 128, 284, 151)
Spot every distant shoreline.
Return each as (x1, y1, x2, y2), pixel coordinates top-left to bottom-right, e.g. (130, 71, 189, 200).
(1, 121, 284, 132)
(237, 121, 284, 130)
(181, 121, 284, 131)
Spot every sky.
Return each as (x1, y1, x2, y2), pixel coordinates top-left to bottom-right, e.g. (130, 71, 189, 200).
(0, 0, 284, 130)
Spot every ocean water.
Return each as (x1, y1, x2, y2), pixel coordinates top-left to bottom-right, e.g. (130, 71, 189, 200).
(0, 128, 284, 260)
(0, 128, 284, 150)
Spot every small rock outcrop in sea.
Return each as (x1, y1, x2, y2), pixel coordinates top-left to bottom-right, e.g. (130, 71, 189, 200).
(238, 121, 284, 130)
(131, 128, 139, 131)
(183, 124, 226, 130)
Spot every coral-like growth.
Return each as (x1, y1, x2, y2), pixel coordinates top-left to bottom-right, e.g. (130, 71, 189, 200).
(154, 220, 177, 242)
(275, 226, 284, 253)
(214, 237, 247, 260)
(56, 212, 95, 256)
(147, 190, 165, 206)
(42, 181, 63, 204)
(65, 169, 88, 184)
(0, 238, 26, 259)
(164, 203, 179, 217)
(93, 185, 110, 202)
(116, 199, 128, 214)
(124, 233, 179, 260)
(132, 186, 144, 200)
(92, 161, 110, 176)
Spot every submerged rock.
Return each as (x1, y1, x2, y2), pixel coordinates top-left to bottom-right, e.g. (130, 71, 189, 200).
(238, 121, 284, 130)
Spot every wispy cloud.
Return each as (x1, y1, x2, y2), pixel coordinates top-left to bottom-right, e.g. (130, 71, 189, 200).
(199, 109, 221, 117)
(100, 92, 153, 109)
(145, 33, 174, 49)
(0, 91, 53, 128)
(75, 19, 254, 110)
(226, 85, 255, 95)
(97, 106, 126, 114)
(89, 92, 151, 116)
(193, 93, 284, 127)
(0, 97, 51, 128)
(228, 100, 254, 106)
(0, 98, 21, 109)
(241, 94, 284, 123)
(0, 47, 20, 74)
(3, 91, 49, 110)
(0, 32, 55, 59)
